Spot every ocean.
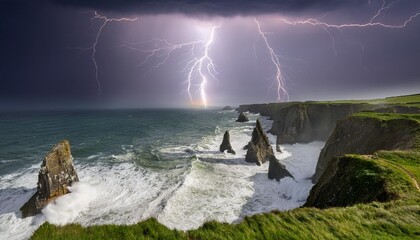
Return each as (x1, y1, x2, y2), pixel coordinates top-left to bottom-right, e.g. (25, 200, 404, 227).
(0, 109, 324, 239)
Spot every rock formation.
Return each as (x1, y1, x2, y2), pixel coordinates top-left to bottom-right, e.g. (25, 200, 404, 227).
(20, 140, 79, 218)
(305, 155, 399, 208)
(222, 106, 233, 110)
(244, 119, 275, 165)
(219, 130, 236, 154)
(275, 144, 282, 153)
(245, 119, 293, 180)
(238, 103, 376, 144)
(236, 112, 249, 122)
(312, 113, 419, 183)
(268, 156, 293, 181)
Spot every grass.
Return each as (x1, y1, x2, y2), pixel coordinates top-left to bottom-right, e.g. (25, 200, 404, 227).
(309, 93, 420, 106)
(350, 112, 420, 151)
(351, 112, 420, 123)
(32, 150, 420, 240)
(376, 151, 420, 185)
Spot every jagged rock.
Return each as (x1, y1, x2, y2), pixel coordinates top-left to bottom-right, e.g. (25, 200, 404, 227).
(276, 144, 282, 153)
(222, 106, 233, 110)
(244, 119, 274, 165)
(220, 130, 236, 154)
(236, 112, 249, 122)
(268, 156, 293, 181)
(20, 140, 79, 218)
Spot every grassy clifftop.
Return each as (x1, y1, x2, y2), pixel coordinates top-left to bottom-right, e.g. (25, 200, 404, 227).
(314, 93, 420, 106)
(313, 112, 420, 182)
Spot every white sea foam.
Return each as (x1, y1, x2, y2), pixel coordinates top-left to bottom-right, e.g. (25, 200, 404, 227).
(0, 112, 325, 239)
(157, 115, 324, 230)
(42, 182, 97, 225)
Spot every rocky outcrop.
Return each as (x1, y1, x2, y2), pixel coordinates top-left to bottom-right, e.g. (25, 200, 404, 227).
(20, 140, 79, 218)
(244, 119, 274, 165)
(222, 106, 233, 110)
(238, 100, 419, 145)
(305, 155, 398, 208)
(219, 130, 236, 154)
(237, 102, 295, 120)
(270, 103, 375, 144)
(236, 112, 249, 122)
(268, 157, 293, 181)
(276, 144, 282, 153)
(312, 113, 419, 183)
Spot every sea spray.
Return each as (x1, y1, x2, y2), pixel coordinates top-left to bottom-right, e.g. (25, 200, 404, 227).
(42, 182, 97, 225)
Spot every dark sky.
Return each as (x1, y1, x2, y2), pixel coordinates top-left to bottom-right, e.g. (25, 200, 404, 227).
(1, 0, 420, 108)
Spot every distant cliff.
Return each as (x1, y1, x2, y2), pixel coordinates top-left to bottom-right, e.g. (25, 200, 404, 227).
(238, 103, 375, 144)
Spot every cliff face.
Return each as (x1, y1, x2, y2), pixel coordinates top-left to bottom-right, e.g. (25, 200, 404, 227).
(312, 113, 419, 183)
(237, 102, 295, 120)
(21, 140, 79, 217)
(270, 103, 375, 144)
(305, 155, 398, 208)
(238, 103, 375, 144)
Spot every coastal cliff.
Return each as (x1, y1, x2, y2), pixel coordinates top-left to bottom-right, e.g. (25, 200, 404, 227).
(312, 112, 420, 183)
(238, 103, 375, 144)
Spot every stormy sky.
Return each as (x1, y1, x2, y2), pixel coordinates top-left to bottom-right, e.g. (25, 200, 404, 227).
(1, 0, 420, 108)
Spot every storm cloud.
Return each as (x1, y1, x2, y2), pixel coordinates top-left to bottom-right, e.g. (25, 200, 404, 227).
(0, 0, 419, 108)
(49, 0, 367, 16)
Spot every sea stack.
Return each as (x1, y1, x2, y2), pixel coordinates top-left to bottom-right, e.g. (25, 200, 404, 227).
(220, 130, 236, 154)
(222, 106, 233, 110)
(244, 119, 274, 165)
(268, 157, 293, 181)
(20, 140, 79, 218)
(236, 112, 249, 122)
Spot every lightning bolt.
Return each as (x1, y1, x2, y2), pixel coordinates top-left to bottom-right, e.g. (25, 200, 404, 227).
(123, 25, 219, 107)
(187, 26, 219, 107)
(277, 1, 419, 29)
(254, 19, 289, 102)
(87, 11, 137, 96)
(253, 0, 419, 102)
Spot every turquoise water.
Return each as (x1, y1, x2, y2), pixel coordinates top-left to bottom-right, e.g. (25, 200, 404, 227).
(0, 109, 324, 240)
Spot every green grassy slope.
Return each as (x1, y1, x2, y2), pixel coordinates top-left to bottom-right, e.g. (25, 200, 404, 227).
(310, 93, 420, 106)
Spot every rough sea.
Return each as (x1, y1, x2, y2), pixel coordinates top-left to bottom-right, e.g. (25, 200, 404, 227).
(0, 109, 324, 239)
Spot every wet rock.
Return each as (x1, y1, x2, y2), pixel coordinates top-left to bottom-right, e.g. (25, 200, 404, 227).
(20, 140, 79, 218)
(184, 148, 195, 154)
(276, 144, 282, 153)
(222, 106, 233, 110)
(268, 156, 293, 181)
(220, 130, 236, 154)
(236, 112, 249, 122)
(244, 119, 274, 165)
